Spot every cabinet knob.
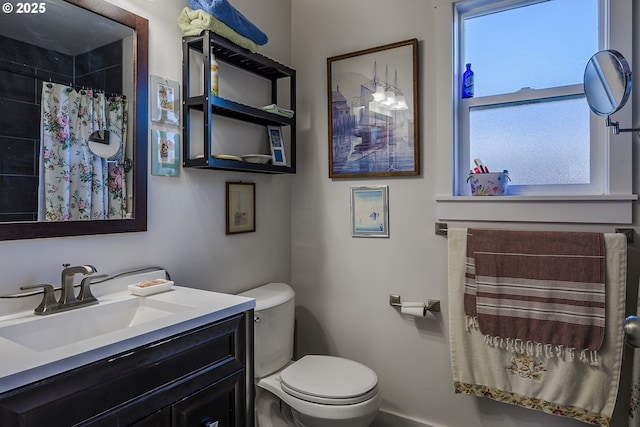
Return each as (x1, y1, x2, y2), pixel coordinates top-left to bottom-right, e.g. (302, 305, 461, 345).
(254, 315, 260, 323)
(204, 421, 219, 427)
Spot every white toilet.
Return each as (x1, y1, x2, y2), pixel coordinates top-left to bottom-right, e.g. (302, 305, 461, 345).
(239, 283, 381, 427)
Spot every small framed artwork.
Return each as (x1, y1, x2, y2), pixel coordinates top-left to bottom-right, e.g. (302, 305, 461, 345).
(350, 185, 389, 238)
(151, 128, 180, 176)
(267, 125, 287, 166)
(151, 75, 180, 125)
(226, 182, 256, 235)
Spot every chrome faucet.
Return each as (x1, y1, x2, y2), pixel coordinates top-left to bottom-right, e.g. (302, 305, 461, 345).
(20, 264, 105, 315)
(59, 264, 96, 304)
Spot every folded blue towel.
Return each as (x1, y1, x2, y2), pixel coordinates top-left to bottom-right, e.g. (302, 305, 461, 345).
(189, 0, 268, 45)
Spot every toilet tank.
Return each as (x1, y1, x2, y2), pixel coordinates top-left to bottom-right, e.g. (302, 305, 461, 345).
(239, 283, 295, 378)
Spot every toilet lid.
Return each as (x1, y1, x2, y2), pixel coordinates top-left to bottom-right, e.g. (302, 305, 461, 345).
(279, 355, 378, 405)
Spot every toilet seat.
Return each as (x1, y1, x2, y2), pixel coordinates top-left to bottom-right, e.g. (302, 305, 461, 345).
(279, 355, 378, 405)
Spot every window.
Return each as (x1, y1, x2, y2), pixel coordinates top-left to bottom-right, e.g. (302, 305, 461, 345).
(434, 0, 635, 223)
(457, 0, 599, 195)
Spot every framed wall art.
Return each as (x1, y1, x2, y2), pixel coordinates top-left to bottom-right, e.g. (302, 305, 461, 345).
(226, 182, 256, 235)
(151, 75, 180, 125)
(151, 128, 180, 176)
(327, 39, 419, 178)
(350, 185, 389, 238)
(267, 125, 287, 166)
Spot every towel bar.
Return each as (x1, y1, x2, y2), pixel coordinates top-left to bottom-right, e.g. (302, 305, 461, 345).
(434, 222, 634, 243)
(435, 222, 448, 236)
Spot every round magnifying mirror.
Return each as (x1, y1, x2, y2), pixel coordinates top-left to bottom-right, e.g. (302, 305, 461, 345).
(584, 49, 632, 116)
(88, 129, 120, 159)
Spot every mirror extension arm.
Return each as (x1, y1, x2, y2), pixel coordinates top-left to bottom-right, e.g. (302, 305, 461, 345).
(606, 116, 640, 135)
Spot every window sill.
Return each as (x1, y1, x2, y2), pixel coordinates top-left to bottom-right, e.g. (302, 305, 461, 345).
(435, 194, 638, 224)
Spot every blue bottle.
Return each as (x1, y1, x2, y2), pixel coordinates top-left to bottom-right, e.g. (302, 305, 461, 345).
(462, 63, 474, 98)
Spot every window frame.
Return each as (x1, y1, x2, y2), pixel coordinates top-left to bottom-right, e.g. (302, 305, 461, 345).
(434, 0, 636, 224)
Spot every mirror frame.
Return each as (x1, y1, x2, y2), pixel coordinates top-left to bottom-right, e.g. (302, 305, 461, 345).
(0, 0, 148, 241)
(584, 49, 632, 117)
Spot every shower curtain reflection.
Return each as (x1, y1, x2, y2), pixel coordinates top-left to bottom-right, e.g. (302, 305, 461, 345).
(39, 82, 128, 221)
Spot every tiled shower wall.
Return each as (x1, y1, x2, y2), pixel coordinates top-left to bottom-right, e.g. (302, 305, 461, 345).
(0, 36, 122, 222)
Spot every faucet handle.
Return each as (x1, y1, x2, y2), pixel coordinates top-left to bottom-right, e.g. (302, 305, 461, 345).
(20, 284, 59, 315)
(78, 274, 108, 304)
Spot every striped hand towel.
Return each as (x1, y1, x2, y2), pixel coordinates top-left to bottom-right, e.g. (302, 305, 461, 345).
(466, 229, 606, 353)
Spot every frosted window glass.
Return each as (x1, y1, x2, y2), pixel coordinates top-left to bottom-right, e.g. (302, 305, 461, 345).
(469, 98, 590, 185)
(464, 0, 598, 97)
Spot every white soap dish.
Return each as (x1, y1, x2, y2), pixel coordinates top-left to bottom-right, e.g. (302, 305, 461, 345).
(128, 279, 174, 296)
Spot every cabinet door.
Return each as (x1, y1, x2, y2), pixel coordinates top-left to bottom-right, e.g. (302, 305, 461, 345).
(130, 407, 171, 427)
(172, 370, 245, 427)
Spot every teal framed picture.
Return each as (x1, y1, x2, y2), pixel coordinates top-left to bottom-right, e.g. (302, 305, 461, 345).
(151, 129, 180, 176)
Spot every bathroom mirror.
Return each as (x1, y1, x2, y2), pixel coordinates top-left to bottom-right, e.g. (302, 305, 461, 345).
(0, 0, 148, 240)
(88, 130, 124, 161)
(584, 49, 632, 116)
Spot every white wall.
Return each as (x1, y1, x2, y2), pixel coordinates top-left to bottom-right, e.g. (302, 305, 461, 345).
(0, 0, 292, 313)
(290, 0, 637, 426)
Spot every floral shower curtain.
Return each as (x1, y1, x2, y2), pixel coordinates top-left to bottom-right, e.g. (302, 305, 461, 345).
(40, 82, 128, 221)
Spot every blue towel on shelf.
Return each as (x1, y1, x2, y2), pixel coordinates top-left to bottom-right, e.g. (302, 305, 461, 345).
(188, 0, 268, 45)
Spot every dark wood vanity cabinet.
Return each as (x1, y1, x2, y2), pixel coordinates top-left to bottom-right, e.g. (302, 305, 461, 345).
(0, 311, 254, 427)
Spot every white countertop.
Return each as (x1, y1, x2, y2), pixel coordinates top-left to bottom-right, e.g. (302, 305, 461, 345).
(0, 271, 255, 394)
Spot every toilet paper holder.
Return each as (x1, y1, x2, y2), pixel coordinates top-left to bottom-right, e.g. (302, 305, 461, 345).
(389, 294, 440, 313)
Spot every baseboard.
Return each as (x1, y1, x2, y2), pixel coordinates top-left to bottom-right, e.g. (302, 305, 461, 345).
(371, 409, 435, 427)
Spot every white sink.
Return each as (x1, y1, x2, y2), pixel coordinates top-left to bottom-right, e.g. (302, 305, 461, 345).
(0, 297, 193, 352)
(0, 271, 256, 394)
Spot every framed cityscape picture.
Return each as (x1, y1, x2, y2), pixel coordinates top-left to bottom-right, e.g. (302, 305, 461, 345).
(327, 39, 419, 178)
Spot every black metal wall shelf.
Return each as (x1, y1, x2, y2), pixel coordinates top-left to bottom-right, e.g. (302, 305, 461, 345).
(182, 31, 296, 174)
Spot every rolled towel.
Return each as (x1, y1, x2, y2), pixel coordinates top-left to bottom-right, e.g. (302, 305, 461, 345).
(189, 0, 268, 46)
(178, 7, 259, 53)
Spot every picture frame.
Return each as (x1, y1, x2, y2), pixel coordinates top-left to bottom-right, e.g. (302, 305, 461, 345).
(327, 39, 419, 178)
(151, 75, 180, 125)
(151, 128, 180, 176)
(267, 125, 287, 166)
(226, 182, 256, 234)
(350, 185, 389, 238)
